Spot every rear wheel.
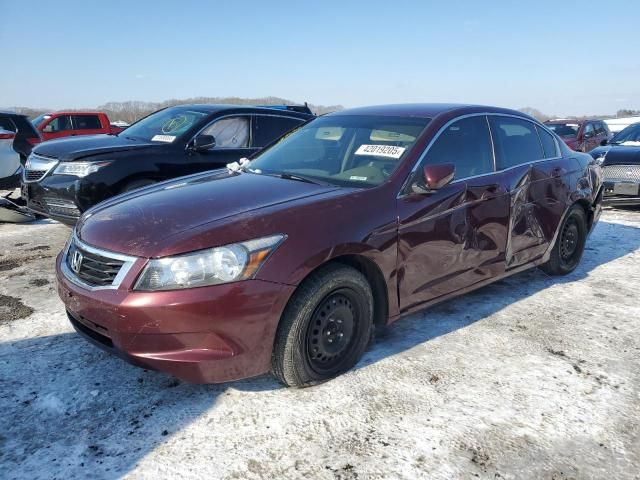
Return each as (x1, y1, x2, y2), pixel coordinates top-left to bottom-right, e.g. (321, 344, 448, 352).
(540, 204, 587, 276)
(272, 265, 374, 387)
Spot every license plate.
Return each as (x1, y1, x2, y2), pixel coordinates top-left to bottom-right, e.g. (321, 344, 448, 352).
(613, 183, 639, 196)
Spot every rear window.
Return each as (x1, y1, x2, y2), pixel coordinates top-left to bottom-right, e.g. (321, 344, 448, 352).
(546, 123, 580, 137)
(0, 116, 16, 132)
(72, 115, 102, 130)
(491, 117, 544, 169)
(536, 126, 558, 158)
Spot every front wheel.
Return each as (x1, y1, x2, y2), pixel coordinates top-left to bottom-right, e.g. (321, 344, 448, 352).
(271, 265, 374, 387)
(540, 204, 587, 276)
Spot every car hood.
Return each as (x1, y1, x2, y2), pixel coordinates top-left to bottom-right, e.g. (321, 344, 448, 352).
(77, 170, 341, 257)
(591, 145, 640, 165)
(33, 134, 163, 161)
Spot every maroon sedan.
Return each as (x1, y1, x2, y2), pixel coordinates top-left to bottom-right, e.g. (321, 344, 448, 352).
(56, 104, 603, 387)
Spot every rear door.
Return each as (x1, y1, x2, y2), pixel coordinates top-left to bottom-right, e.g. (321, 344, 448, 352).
(40, 115, 74, 140)
(397, 115, 510, 311)
(71, 114, 107, 136)
(252, 115, 306, 148)
(489, 115, 567, 269)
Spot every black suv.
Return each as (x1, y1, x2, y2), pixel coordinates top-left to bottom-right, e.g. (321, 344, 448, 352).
(22, 104, 313, 224)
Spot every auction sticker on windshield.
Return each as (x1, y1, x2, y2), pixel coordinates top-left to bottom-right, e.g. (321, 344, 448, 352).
(355, 144, 406, 159)
(151, 135, 177, 143)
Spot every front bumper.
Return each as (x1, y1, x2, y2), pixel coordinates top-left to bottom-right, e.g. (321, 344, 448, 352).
(23, 175, 84, 224)
(603, 180, 640, 206)
(56, 252, 295, 383)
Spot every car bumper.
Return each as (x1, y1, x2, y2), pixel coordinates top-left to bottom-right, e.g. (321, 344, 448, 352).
(22, 175, 85, 224)
(603, 180, 640, 206)
(56, 253, 295, 383)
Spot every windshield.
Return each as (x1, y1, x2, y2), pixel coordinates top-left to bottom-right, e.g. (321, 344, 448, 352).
(611, 123, 640, 144)
(121, 107, 208, 142)
(32, 114, 50, 128)
(546, 123, 580, 137)
(248, 115, 430, 188)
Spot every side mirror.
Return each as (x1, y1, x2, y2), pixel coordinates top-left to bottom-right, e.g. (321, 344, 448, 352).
(424, 163, 455, 190)
(43, 125, 53, 133)
(583, 131, 594, 139)
(411, 163, 455, 194)
(600, 139, 608, 146)
(190, 134, 216, 152)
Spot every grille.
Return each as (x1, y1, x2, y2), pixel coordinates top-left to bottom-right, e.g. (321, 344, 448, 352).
(603, 164, 640, 182)
(23, 153, 58, 183)
(67, 240, 126, 287)
(25, 170, 47, 181)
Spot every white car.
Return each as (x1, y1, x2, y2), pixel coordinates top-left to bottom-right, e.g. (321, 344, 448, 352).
(0, 128, 22, 190)
(0, 112, 42, 190)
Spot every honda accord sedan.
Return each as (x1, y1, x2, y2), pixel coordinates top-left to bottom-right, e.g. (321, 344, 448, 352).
(56, 104, 603, 387)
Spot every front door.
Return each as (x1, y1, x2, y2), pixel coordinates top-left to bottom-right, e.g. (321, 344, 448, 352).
(190, 115, 259, 174)
(397, 115, 510, 312)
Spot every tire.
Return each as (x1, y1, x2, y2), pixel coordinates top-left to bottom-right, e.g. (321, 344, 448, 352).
(540, 204, 587, 276)
(271, 264, 374, 387)
(121, 179, 156, 193)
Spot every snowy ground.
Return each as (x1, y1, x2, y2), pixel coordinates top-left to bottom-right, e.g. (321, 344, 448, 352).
(1, 204, 639, 480)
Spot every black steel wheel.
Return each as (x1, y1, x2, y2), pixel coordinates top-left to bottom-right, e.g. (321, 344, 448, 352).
(272, 265, 374, 387)
(540, 204, 588, 276)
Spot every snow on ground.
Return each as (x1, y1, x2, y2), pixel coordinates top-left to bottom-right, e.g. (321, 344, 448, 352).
(0, 207, 639, 479)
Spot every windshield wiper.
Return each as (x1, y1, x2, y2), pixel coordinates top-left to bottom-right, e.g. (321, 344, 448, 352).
(262, 171, 332, 186)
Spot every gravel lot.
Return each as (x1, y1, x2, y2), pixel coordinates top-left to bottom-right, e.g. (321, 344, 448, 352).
(1, 202, 639, 480)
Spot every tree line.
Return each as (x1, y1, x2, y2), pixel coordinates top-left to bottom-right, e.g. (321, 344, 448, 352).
(12, 96, 344, 124)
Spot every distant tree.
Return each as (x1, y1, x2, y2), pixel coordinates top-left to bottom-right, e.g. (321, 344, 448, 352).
(616, 109, 640, 118)
(518, 107, 552, 122)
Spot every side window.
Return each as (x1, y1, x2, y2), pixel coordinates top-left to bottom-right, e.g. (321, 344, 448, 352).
(490, 116, 544, 169)
(423, 115, 494, 180)
(44, 115, 72, 132)
(536, 126, 558, 159)
(72, 115, 102, 130)
(252, 116, 304, 148)
(202, 116, 250, 148)
(583, 123, 595, 137)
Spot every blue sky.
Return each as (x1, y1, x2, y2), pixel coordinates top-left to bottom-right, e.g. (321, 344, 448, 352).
(1, 0, 639, 115)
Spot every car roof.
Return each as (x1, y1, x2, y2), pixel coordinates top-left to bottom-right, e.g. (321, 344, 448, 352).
(169, 104, 313, 116)
(0, 110, 28, 118)
(545, 118, 601, 124)
(326, 103, 532, 119)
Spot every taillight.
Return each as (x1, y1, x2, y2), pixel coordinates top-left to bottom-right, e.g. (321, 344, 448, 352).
(0, 132, 16, 140)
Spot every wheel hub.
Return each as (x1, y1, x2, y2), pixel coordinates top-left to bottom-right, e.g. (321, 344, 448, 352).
(560, 220, 579, 260)
(307, 292, 356, 369)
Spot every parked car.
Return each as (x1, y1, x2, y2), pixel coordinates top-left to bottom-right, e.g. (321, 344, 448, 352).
(589, 122, 640, 206)
(0, 111, 42, 189)
(23, 104, 313, 223)
(604, 116, 640, 134)
(545, 119, 611, 152)
(56, 103, 603, 387)
(31, 111, 126, 141)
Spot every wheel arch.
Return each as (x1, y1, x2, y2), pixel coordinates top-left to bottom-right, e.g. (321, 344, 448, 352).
(279, 253, 390, 331)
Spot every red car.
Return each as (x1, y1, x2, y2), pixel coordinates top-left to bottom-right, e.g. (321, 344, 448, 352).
(56, 104, 603, 387)
(31, 111, 124, 141)
(545, 119, 611, 152)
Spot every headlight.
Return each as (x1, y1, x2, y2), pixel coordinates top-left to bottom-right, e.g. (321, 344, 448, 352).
(53, 161, 112, 177)
(134, 234, 286, 291)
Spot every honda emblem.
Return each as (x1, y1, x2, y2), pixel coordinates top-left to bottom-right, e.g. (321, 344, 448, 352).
(70, 250, 84, 273)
